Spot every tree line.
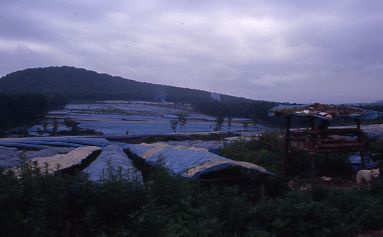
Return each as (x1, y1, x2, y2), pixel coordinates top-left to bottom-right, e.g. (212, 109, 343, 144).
(0, 94, 67, 135)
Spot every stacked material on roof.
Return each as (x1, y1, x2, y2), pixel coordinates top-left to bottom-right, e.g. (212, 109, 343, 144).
(83, 145, 143, 184)
(56, 137, 112, 147)
(125, 143, 275, 180)
(30, 146, 101, 174)
(269, 103, 382, 120)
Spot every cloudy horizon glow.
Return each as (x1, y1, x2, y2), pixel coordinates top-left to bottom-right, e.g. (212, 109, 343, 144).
(1, 0, 382, 103)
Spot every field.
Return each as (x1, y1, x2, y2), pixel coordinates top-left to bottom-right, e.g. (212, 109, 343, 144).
(2, 100, 383, 236)
(28, 101, 268, 136)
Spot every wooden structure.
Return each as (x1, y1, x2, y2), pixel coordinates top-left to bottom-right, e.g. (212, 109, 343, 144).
(269, 103, 381, 177)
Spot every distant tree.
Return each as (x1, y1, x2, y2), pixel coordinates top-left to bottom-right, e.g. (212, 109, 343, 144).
(64, 118, 79, 133)
(42, 120, 49, 134)
(251, 114, 257, 124)
(170, 119, 179, 133)
(214, 116, 225, 131)
(227, 117, 232, 129)
(37, 127, 44, 136)
(242, 121, 250, 131)
(52, 118, 59, 134)
(18, 126, 29, 137)
(177, 112, 187, 131)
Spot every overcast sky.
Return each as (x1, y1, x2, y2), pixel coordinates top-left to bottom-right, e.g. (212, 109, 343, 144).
(1, 0, 382, 103)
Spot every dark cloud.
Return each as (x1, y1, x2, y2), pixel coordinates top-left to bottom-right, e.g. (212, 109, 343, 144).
(1, 0, 382, 103)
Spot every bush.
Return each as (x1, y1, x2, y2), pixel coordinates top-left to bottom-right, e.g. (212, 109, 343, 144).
(220, 133, 283, 173)
(2, 164, 383, 236)
(253, 192, 352, 237)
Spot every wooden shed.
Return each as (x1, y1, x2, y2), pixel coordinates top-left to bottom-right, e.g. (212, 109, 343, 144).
(269, 103, 382, 177)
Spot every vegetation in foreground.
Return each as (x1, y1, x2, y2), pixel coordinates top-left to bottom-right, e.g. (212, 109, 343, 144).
(2, 166, 383, 237)
(2, 135, 383, 237)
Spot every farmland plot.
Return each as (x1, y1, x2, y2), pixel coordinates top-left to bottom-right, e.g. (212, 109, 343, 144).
(30, 101, 265, 135)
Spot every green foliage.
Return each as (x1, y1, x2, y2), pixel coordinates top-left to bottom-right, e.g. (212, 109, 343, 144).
(221, 132, 354, 178)
(220, 133, 283, 173)
(3, 167, 383, 236)
(0, 94, 47, 133)
(0, 94, 67, 135)
(368, 137, 383, 161)
(213, 116, 224, 131)
(4, 140, 383, 236)
(64, 118, 79, 132)
(316, 154, 354, 176)
(254, 195, 350, 236)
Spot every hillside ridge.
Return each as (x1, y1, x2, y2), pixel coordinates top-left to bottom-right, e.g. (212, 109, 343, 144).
(0, 66, 279, 121)
(0, 66, 257, 103)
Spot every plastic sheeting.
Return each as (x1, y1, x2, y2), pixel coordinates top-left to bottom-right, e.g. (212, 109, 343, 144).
(0, 147, 22, 167)
(0, 142, 51, 149)
(23, 147, 75, 159)
(125, 143, 275, 180)
(0, 137, 112, 149)
(348, 154, 380, 172)
(83, 145, 143, 184)
(30, 146, 101, 174)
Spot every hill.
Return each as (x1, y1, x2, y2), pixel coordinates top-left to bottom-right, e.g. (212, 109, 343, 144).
(0, 66, 278, 121)
(0, 66, 205, 101)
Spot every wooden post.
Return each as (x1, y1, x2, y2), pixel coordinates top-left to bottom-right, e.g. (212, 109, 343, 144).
(309, 117, 317, 183)
(284, 116, 291, 177)
(311, 153, 316, 183)
(356, 119, 365, 169)
(259, 175, 265, 200)
(360, 151, 365, 169)
(310, 118, 315, 129)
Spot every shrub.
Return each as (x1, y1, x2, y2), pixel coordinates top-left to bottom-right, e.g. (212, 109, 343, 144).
(2, 162, 383, 236)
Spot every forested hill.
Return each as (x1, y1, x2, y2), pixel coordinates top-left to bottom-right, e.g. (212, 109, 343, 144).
(0, 66, 278, 121)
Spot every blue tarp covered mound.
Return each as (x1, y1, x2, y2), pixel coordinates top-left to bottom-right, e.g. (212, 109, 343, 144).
(125, 143, 275, 180)
(83, 145, 143, 184)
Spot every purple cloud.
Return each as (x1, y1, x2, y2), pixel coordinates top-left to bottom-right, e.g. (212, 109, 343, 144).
(1, 0, 382, 103)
